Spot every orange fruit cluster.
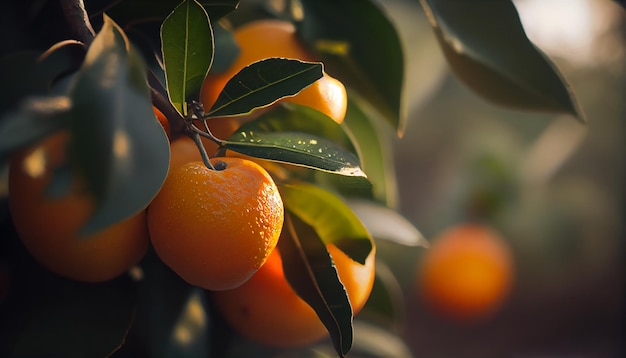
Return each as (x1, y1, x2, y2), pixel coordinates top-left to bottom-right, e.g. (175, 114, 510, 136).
(6, 18, 371, 350)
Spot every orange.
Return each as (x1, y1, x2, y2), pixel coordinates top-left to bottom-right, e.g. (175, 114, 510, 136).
(147, 158, 284, 291)
(416, 224, 514, 321)
(168, 136, 203, 172)
(153, 106, 170, 139)
(8, 132, 150, 282)
(212, 239, 376, 348)
(200, 20, 347, 124)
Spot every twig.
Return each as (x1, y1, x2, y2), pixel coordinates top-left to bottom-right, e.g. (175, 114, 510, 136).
(60, 0, 95, 45)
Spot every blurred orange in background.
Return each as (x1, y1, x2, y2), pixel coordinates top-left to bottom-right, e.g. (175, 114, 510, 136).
(415, 224, 514, 322)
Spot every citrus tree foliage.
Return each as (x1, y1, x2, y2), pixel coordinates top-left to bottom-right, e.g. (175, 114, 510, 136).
(0, 0, 585, 357)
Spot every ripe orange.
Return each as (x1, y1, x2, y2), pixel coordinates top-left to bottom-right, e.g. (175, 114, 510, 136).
(416, 224, 514, 321)
(212, 239, 376, 348)
(8, 132, 150, 282)
(153, 106, 170, 139)
(200, 20, 347, 124)
(147, 158, 284, 291)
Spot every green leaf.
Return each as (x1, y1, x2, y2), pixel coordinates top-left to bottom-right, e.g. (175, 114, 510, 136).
(420, 0, 585, 122)
(279, 213, 353, 357)
(351, 320, 414, 358)
(234, 102, 354, 152)
(0, 96, 71, 166)
(206, 58, 323, 117)
(297, 0, 406, 135)
(341, 96, 397, 207)
(69, 15, 170, 235)
(161, 0, 214, 115)
(224, 131, 364, 177)
(280, 182, 373, 264)
(308, 321, 413, 358)
(346, 199, 428, 248)
(103, 0, 238, 27)
(362, 262, 407, 330)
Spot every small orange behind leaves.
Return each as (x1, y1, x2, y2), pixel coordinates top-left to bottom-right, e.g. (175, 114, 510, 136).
(147, 158, 284, 291)
(213, 240, 376, 348)
(153, 106, 170, 139)
(8, 132, 149, 282)
(169, 136, 203, 172)
(200, 20, 347, 124)
(416, 224, 514, 321)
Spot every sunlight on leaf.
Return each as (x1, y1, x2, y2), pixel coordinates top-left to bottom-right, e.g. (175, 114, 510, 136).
(224, 130, 365, 177)
(347, 199, 428, 248)
(161, 0, 214, 115)
(280, 182, 373, 264)
(207, 58, 323, 117)
(342, 96, 397, 207)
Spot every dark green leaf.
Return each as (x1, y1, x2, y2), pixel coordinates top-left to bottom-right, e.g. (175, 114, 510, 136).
(103, 0, 238, 28)
(161, 0, 214, 115)
(341, 96, 397, 207)
(280, 182, 373, 264)
(0, 96, 71, 166)
(297, 0, 406, 135)
(3, 275, 136, 358)
(312, 170, 375, 202)
(234, 102, 354, 151)
(347, 199, 428, 248)
(0, 52, 42, 114)
(420, 0, 585, 122)
(69, 15, 170, 235)
(206, 58, 323, 117)
(211, 21, 240, 73)
(279, 213, 353, 357)
(129, 250, 210, 358)
(38, 40, 87, 88)
(362, 263, 407, 330)
(350, 320, 414, 358)
(306, 320, 413, 357)
(0, 41, 84, 115)
(224, 131, 364, 177)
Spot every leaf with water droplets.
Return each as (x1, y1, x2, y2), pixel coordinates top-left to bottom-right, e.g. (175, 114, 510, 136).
(223, 131, 365, 177)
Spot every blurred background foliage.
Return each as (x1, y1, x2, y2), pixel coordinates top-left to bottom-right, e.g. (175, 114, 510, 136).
(381, 0, 624, 356)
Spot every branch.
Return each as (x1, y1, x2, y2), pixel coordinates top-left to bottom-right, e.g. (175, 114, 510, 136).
(60, 0, 96, 45)
(60, 0, 186, 139)
(148, 72, 187, 139)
